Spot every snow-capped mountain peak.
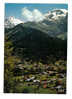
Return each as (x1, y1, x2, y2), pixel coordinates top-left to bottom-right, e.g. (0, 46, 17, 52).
(45, 9, 67, 21)
(8, 16, 23, 25)
(5, 16, 23, 28)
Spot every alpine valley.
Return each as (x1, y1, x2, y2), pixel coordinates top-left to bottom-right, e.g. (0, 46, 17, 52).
(4, 9, 67, 93)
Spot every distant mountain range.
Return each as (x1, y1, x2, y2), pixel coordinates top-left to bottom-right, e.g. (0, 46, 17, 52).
(5, 9, 67, 40)
(5, 9, 67, 59)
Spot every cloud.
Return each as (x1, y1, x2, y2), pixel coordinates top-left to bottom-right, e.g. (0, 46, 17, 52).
(22, 7, 45, 22)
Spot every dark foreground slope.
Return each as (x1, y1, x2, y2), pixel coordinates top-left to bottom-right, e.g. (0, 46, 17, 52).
(5, 22, 67, 62)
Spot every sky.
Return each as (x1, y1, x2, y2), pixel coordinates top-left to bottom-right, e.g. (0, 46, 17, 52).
(5, 3, 68, 22)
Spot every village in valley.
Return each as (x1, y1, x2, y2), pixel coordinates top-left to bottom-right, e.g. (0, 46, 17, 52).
(12, 59, 66, 94)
